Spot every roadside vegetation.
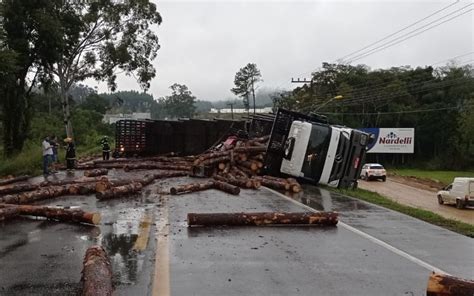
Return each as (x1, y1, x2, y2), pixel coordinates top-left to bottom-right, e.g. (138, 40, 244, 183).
(390, 168, 474, 186)
(335, 187, 474, 238)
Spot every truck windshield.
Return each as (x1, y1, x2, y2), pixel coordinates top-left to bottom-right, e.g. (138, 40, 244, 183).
(301, 124, 331, 182)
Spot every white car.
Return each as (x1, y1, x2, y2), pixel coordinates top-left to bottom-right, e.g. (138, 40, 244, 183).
(360, 163, 386, 182)
(437, 177, 474, 209)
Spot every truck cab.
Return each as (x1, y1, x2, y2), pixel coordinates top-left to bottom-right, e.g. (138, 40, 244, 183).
(264, 109, 370, 189)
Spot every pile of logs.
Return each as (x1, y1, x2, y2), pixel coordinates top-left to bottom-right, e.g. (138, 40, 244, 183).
(427, 272, 474, 296)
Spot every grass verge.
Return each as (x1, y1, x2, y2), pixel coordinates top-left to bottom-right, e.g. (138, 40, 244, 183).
(391, 168, 474, 186)
(334, 187, 474, 238)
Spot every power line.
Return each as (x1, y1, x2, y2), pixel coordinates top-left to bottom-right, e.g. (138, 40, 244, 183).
(347, 5, 473, 63)
(431, 51, 474, 65)
(318, 104, 473, 116)
(336, 0, 460, 63)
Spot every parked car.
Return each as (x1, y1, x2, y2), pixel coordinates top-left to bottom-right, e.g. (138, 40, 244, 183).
(360, 163, 387, 181)
(437, 177, 474, 209)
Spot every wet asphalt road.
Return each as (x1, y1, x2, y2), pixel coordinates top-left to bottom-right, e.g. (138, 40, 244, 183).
(0, 171, 473, 296)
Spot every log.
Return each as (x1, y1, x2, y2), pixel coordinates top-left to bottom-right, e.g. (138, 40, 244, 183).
(187, 212, 339, 227)
(0, 175, 29, 186)
(218, 162, 227, 171)
(81, 245, 113, 296)
(252, 135, 270, 143)
(153, 171, 188, 179)
(212, 180, 240, 195)
(68, 183, 98, 195)
(238, 153, 248, 162)
(250, 154, 265, 162)
(194, 151, 230, 165)
(84, 169, 109, 178)
(237, 160, 258, 171)
(0, 206, 20, 221)
(0, 183, 39, 195)
(191, 165, 214, 178)
(230, 166, 248, 178)
(253, 177, 291, 191)
(170, 181, 215, 195)
(96, 183, 143, 200)
(0, 186, 72, 204)
(427, 272, 474, 296)
(0, 204, 101, 225)
(236, 165, 255, 177)
(287, 178, 302, 193)
(213, 175, 259, 190)
(123, 163, 191, 172)
(40, 177, 108, 187)
(234, 146, 267, 154)
(201, 156, 230, 167)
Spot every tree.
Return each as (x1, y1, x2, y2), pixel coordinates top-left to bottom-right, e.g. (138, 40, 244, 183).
(163, 83, 196, 118)
(81, 94, 110, 115)
(0, 0, 50, 155)
(231, 63, 262, 114)
(41, 0, 162, 139)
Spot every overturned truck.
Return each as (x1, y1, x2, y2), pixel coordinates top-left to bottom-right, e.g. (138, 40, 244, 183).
(115, 109, 370, 189)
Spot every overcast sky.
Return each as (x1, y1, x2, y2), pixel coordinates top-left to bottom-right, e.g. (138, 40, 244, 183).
(92, 0, 473, 101)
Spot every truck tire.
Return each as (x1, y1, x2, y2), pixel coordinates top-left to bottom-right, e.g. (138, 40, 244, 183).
(437, 195, 444, 205)
(456, 199, 464, 209)
(382, 176, 386, 182)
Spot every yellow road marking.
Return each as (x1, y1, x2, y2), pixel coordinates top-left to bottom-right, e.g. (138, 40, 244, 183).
(152, 196, 170, 296)
(133, 214, 152, 251)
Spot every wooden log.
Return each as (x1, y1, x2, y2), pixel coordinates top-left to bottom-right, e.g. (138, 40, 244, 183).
(222, 163, 231, 174)
(230, 166, 248, 179)
(212, 180, 240, 195)
(123, 163, 191, 172)
(253, 176, 291, 191)
(213, 175, 259, 190)
(427, 272, 474, 296)
(84, 169, 109, 178)
(194, 151, 230, 165)
(234, 146, 267, 154)
(1, 204, 100, 225)
(0, 183, 39, 195)
(170, 181, 215, 195)
(191, 165, 214, 178)
(201, 156, 230, 167)
(68, 183, 98, 195)
(0, 206, 20, 221)
(40, 177, 108, 187)
(237, 160, 258, 171)
(287, 178, 302, 193)
(187, 212, 339, 227)
(250, 154, 265, 162)
(0, 175, 29, 186)
(81, 245, 113, 296)
(96, 183, 143, 200)
(252, 135, 270, 143)
(238, 153, 248, 162)
(237, 165, 255, 177)
(0, 186, 72, 204)
(218, 162, 227, 171)
(153, 171, 188, 179)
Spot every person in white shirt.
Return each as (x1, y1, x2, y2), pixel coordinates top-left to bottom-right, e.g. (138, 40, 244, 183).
(42, 136, 53, 175)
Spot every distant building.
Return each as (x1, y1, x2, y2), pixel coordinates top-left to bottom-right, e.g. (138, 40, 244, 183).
(210, 107, 273, 114)
(103, 112, 151, 124)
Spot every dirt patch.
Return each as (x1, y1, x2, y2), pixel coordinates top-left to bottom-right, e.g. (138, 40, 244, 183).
(388, 174, 444, 192)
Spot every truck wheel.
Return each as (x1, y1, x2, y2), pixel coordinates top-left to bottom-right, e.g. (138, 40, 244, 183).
(382, 176, 386, 182)
(456, 199, 464, 209)
(437, 195, 444, 205)
(365, 174, 369, 181)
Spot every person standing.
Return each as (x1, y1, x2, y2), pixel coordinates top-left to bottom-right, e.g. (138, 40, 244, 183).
(42, 136, 53, 175)
(50, 135, 59, 164)
(64, 138, 76, 172)
(101, 136, 111, 160)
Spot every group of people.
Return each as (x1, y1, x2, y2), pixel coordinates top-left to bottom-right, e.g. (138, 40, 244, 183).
(42, 135, 112, 176)
(42, 136, 76, 175)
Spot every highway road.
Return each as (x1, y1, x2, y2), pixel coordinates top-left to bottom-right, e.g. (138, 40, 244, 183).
(0, 171, 472, 295)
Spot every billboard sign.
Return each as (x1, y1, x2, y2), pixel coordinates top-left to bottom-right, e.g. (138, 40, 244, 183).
(359, 128, 415, 154)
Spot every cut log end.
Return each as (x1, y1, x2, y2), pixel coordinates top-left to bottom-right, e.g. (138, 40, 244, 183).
(427, 272, 474, 296)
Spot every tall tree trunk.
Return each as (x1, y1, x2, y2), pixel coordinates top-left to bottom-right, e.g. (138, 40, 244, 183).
(60, 81, 74, 139)
(252, 80, 256, 115)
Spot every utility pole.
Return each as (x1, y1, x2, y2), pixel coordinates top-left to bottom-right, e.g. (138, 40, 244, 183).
(227, 103, 234, 119)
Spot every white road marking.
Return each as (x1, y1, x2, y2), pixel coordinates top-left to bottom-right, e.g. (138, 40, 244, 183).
(262, 187, 450, 275)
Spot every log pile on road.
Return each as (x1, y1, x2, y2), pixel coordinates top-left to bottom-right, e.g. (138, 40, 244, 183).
(0, 175, 30, 186)
(81, 245, 113, 296)
(84, 169, 108, 178)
